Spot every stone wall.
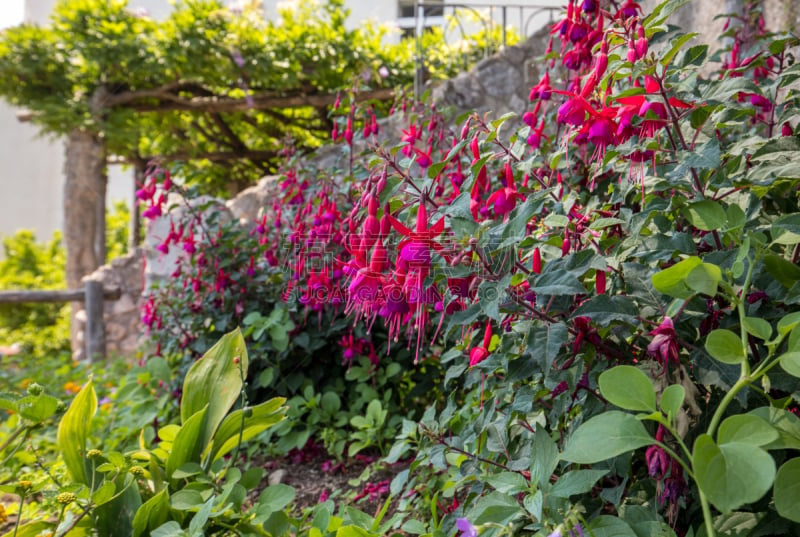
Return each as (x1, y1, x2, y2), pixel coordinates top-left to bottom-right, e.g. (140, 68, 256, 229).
(431, 28, 550, 118)
(74, 249, 145, 361)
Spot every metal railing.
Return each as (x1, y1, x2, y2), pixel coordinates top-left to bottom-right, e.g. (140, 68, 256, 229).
(412, 1, 561, 97)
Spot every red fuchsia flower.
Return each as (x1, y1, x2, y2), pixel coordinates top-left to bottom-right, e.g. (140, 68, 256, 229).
(529, 71, 553, 101)
(344, 116, 354, 145)
(413, 145, 433, 168)
(647, 317, 680, 373)
(782, 122, 794, 136)
(532, 247, 542, 274)
(469, 321, 493, 366)
(487, 162, 526, 218)
(572, 316, 602, 355)
(616, 0, 642, 20)
(596, 269, 606, 294)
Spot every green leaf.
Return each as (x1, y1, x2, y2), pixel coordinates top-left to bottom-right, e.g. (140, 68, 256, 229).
(532, 271, 587, 296)
(133, 489, 170, 537)
(485, 472, 528, 495)
(531, 430, 559, 487)
(777, 312, 800, 335)
(774, 458, 800, 522)
(57, 379, 97, 486)
(660, 384, 685, 417)
(749, 407, 800, 450)
(526, 322, 568, 376)
(705, 329, 745, 364)
(571, 295, 639, 326)
(717, 414, 778, 446)
(684, 201, 726, 231)
(764, 254, 800, 288)
(588, 516, 637, 537)
(778, 351, 800, 378)
(166, 406, 209, 479)
(468, 491, 522, 526)
(258, 483, 296, 514)
(660, 32, 698, 66)
(209, 397, 286, 462)
(652, 256, 702, 299)
(16, 394, 59, 423)
(693, 434, 776, 513)
(549, 469, 608, 498)
(686, 262, 721, 297)
(560, 412, 653, 464)
(742, 317, 772, 340)
(181, 330, 247, 451)
(599, 366, 657, 412)
(170, 489, 205, 511)
(772, 214, 800, 245)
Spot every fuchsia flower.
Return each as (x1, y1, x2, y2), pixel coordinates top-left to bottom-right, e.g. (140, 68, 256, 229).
(486, 162, 525, 217)
(647, 317, 680, 372)
(469, 322, 493, 366)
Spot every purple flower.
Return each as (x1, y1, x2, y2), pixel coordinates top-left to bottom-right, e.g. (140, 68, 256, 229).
(456, 518, 477, 537)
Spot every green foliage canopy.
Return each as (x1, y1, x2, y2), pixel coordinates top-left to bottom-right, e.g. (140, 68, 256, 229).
(0, 0, 418, 192)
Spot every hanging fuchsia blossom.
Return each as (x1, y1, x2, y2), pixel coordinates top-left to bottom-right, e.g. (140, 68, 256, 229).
(647, 317, 680, 372)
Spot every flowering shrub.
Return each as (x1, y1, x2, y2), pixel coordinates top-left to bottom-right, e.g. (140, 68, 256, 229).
(134, 0, 800, 534)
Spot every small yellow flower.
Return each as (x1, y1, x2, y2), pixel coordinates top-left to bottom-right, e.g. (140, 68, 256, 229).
(56, 492, 76, 505)
(129, 466, 145, 477)
(0, 504, 7, 524)
(86, 449, 103, 459)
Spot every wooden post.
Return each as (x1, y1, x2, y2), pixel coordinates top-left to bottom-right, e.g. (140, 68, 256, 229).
(84, 280, 106, 363)
(130, 160, 144, 251)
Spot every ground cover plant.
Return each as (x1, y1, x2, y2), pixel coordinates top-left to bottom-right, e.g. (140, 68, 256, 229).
(2, 0, 800, 535)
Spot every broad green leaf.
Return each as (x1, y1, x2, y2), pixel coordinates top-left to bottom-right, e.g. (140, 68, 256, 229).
(660, 32, 698, 66)
(772, 214, 800, 245)
(560, 412, 653, 464)
(16, 394, 59, 423)
(170, 489, 205, 511)
(686, 262, 721, 297)
(778, 352, 800, 378)
(485, 472, 528, 495)
(693, 434, 775, 513)
(57, 379, 97, 486)
(774, 458, 800, 522)
(209, 397, 286, 462)
(652, 257, 702, 299)
(133, 489, 170, 537)
(0, 522, 52, 537)
(777, 312, 800, 335)
(526, 322, 568, 376)
(532, 271, 587, 296)
(742, 317, 772, 340)
(523, 490, 543, 521)
(764, 254, 800, 289)
(531, 429, 559, 487)
(599, 366, 657, 412)
(717, 414, 778, 446)
(684, 201, 726, 231)
(468, 491, 522, 526)
(258, 483, 296, 514)
(549, 469, 608, 498)
(705, 329, 745, 364)
(749, 407, 800, 450)
(166, 406, 209, 479)
(181, 330, 248, 451)
(571, 295, 639, 326)
(660, 384, 685, 417)
(588, 516, 637, 537)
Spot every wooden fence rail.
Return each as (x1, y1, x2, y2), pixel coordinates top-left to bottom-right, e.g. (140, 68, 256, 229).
(0, 282, 121, 362)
